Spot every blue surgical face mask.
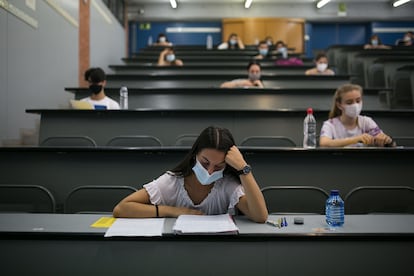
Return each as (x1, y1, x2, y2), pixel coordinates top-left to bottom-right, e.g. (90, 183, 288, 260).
(192, 158, 224, 185)
(259, 49, 268, 56)
(371, 39, 378, 46)
(278, 47, 288, 58)
(166, 54, 175, 62)
(229, 39, 237, 45)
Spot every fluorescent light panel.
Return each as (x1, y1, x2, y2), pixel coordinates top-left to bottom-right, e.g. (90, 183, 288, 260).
(245, 0, 253, 9)
(170, 0, 177, 9)
(316, 0, 331, 8)
(393, 0, 411, 7)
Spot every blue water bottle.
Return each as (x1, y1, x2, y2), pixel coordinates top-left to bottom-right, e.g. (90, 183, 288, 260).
(325, 190, 345, 227)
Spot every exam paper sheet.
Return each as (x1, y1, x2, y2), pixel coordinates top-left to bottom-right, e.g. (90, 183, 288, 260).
(172, 214, 239, 234)
(104, 218, 165, 237)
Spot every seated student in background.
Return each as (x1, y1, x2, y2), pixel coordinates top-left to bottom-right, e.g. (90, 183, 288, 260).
(220, 61, 264, 88)
(395, 31, 413, 46)
(364, 34, 391, 49)
(157, 47, 183, 66)
(305, 52, 335, 76)
(152, 33, 173, 47)
(253, 41, 271, 60)
(274, 40, 289, 58)
(113, 126, 268, 223)
(217, 33, 245, 50)
(319, 84, 393, 147)
(264, 36, 275, 50)
(81, 67, 120, 110)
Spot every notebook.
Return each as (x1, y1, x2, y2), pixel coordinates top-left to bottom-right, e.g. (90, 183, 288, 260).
(70, 100, 94, 110)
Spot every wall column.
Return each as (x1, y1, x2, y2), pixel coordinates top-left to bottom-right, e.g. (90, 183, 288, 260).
(79, 0, 90, 87)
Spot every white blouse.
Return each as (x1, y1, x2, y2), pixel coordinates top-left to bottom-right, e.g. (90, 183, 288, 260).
(320, 115, 382, 147)
(144, 172, 245, 215)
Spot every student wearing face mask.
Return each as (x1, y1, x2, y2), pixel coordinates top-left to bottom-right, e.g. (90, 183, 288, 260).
(157, 47, 183, 66)
(217, 33, 245, 50)
(305, 52, 335, 76)
(80, 67, 120, 110)
(364, 34, 391, 49)
(113, 126, 268, 223)
(220, 61, 264, 88)
(152, 33, 173, 47)
(319, 84, 393, 147)
(253, 41, 271, 60)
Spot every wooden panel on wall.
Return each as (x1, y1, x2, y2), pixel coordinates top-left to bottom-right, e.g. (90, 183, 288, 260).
(222, 19, 245, 44)
(222, 18, 304, 53)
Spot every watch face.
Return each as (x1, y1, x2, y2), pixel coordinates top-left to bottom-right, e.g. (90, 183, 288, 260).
(242, 165, 251, 174)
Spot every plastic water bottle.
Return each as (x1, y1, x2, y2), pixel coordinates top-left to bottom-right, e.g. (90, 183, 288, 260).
(303, 107, 316, 148)
(326, 190, 345, 227)
(119, 86, 128, 109)
(206, 35, 213, 49)
(147, 36, 153, 46)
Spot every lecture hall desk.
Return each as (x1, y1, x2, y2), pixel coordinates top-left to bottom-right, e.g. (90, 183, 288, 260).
(27, 108, 414, 147)
(0, 213, 413, 276)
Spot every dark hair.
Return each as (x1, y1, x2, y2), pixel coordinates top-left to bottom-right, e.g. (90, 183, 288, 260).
(157, 33, 168, 42)
(315, 52, 328, 62)
(84, 67, 106, 83)
(170, 126, 239, 178)
(247, 60, 261, 70)
(227, 33, 240, 49)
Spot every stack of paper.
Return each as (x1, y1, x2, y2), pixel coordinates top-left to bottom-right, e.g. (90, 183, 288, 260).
(172, 214, 239, 235)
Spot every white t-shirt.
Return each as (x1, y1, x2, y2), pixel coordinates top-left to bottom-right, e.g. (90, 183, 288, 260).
(81, 96, 120, 110)
(144, 172, 245, 215)
(320, 115, 382, 147)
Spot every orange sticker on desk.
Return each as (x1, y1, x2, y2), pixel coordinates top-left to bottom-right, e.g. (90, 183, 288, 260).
(91, 217, 116, 228)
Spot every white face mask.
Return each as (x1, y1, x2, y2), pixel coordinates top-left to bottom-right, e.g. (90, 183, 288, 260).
(166, 54, 175, 62)
(192, 158, 224, 185)
(248, 72, 261, 81)
(317, 63, 328, 72)
(159, 37, 166, 43)
(342, 102, 362, 118)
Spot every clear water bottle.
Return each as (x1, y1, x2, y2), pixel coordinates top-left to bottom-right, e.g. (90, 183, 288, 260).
(303, 107, 316, 148)
(119, 86, 128, 109)
(206, 35, 213, 49)
(147, 36, 153, 46)
(325, 190, 345, 227)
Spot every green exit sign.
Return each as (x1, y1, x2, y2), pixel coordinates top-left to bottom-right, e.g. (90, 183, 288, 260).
(140, 23, 151, 30)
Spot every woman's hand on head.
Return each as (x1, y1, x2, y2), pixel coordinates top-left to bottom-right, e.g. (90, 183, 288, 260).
(225, 145, 246, 171)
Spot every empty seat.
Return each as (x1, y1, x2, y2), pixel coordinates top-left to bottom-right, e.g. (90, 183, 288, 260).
(240, 136, 296, 147)
(345, 186, 414, 214)
(260, 186, 329, 215)
(64, 185, 137, 214)
(174, 134, 198, 146)
(106, 135, 162, 147)
(0, 185, 56, 213)
(40, 136, 97, 147)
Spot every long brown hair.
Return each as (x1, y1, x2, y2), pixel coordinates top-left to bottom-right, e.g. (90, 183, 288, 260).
(328, 84, 363, 119)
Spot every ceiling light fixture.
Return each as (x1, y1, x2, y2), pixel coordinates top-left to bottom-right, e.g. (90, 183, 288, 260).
(393, 0, 411, 7)
(170, 0, 177, 9)
(245, 0, 253, 9)
(316, 0, 331, 8)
